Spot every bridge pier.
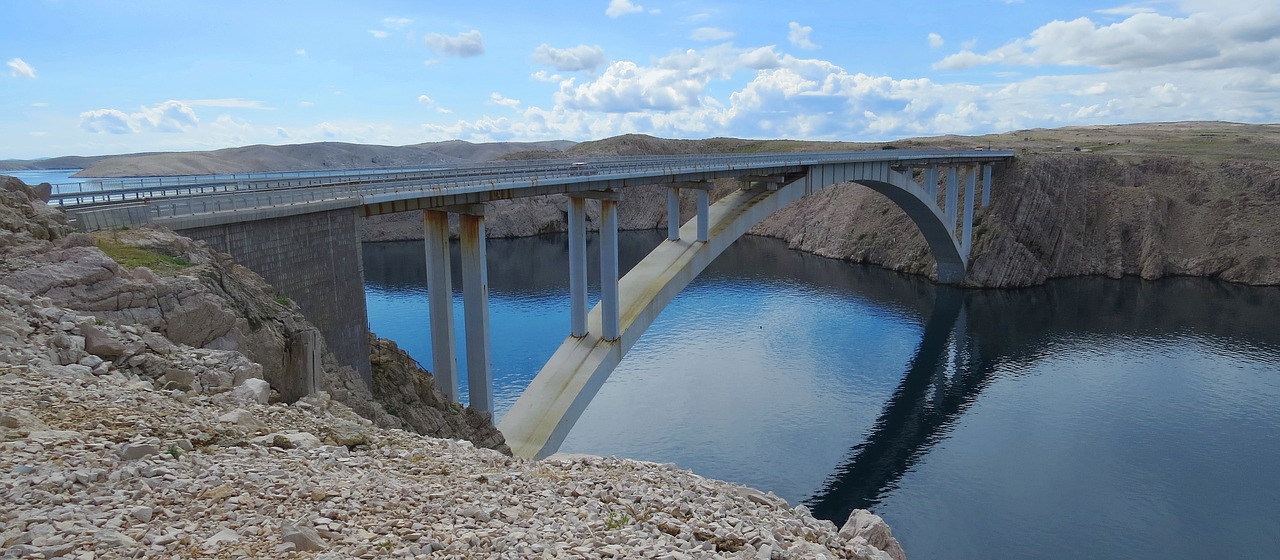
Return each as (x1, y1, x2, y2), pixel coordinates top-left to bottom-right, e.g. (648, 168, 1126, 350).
(667, 188, 680, 241)
(459, 210, 493, 414)
(568, 197, 588, 338)
(423, 209, 459, 403)
(422, 205, 495, 411)
(961, 166, 978, 259)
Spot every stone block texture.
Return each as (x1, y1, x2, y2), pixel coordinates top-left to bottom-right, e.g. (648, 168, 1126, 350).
(180, 208, 372, 384)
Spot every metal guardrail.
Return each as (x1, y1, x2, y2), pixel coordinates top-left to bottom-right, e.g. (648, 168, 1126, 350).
(61, 150, 1014, 231)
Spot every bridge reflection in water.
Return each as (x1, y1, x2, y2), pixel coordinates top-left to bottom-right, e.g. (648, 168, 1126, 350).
(805, 286, 979, 522)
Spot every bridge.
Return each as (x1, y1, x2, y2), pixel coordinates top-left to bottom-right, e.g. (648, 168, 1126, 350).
(58, 149, 1014, 458)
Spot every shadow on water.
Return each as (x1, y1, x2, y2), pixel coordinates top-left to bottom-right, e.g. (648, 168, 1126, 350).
(805, 275, 1280, 524)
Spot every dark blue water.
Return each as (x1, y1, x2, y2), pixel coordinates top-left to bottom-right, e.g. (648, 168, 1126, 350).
(363, 232, 1280, 560)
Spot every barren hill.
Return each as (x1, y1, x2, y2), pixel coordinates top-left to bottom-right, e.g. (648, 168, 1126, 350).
(2, 140, 577, 178)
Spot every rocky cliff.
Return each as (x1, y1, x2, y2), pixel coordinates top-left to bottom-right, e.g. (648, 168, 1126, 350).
(754, 153, 1280, 286)
(0, 175, 507, 452)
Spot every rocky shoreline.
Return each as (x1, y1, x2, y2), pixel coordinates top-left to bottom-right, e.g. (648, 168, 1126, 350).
(0, 177, 907, 558)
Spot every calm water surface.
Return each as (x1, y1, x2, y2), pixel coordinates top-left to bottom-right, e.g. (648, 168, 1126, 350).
(364, 232, 1280, 560)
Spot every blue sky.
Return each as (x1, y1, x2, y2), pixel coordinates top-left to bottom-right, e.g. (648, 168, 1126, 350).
(2, 0, 1277, 159)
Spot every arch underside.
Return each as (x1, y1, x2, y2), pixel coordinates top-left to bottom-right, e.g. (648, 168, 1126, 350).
(499, 162, 969, 458)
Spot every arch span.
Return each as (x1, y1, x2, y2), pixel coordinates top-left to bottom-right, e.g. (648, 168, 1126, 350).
(500, 160, 989, 458)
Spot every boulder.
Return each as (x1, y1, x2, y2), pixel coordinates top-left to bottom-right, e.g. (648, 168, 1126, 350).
(226, 378, 270, 405)
(839, 509, 906, 560)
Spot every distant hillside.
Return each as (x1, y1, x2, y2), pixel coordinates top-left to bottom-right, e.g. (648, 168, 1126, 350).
(1, 140, 577, 177)
(75, 140, 578, 177)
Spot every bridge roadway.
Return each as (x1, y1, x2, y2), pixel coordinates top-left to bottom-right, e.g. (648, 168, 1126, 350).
(59, 149, 1013, 458)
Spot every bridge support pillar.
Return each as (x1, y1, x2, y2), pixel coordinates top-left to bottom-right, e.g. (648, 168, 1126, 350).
(568, 197, 588, 338)
(459, 211, 493, 415)
(601, 199, 621, 341)
(962, 165, 978, 259)
(924, 166, 939, 200)
(667, 188, 681, 241)
(423, 209, 459, 403)
(945, 166, 959, 233)
(982, 164, 993, 207)
(696, 189, 709, 242)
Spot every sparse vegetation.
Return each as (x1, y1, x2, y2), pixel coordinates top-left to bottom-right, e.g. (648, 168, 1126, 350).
(93, 237, 191, 273)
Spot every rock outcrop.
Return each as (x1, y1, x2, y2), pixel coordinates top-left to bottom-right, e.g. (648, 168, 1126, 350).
(753, 153, 1280, 286)
(0, 175, 507, 452)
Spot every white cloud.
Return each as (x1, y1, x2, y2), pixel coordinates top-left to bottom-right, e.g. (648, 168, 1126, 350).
(532, 70, 565, 83)
(31, 102, 49, 108)
(788, 22, 819, 50)
(692, 27, 735, 41)
(935, 5, 1280, 72)
(79, 100, 199, 134)
(491, 93, 521, 108)
(424, 30, 485, 57)
(929, 33, 944, 47)
(369, 30, 389, 39)
(7, 58, 36, 78)
(181, 98, 273, 110)
(383, 17, 412, 30)
(606, 0, 644, 18)
(530, 44, 606, 72)
(276, 127, 290, 139)
(295, 49, 307, 57)
(419, 94, 455, 113)
(299, 101, 314, 107)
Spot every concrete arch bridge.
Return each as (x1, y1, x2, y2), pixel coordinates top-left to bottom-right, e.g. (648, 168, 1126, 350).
(59, 150, 1013, 457)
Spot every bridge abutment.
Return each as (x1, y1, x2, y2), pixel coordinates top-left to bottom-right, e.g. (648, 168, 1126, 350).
(178, 206, 373, 387)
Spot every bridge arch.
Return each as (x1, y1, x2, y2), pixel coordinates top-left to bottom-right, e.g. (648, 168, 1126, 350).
(500, 160, 993, 457)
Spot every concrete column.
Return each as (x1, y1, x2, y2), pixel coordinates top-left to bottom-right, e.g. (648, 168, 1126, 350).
(696, 189, 709, 242)
(459, 213, 493, 414)
(568, 197, 588, 338)
(962, 165, 978, 258)
(925, 166, 939, 200)
(981, 164, 994, 207)
(945, 166, 959, 234)
(667, 188, 681, 241)
(600, 199, 620, 341)
(423, 209, 458, 403)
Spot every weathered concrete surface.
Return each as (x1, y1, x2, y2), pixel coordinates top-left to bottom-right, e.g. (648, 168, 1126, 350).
(180, 208, 372, 383)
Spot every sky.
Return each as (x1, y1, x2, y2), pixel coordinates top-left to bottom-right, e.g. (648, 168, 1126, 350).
(2, 0, 1277, 159)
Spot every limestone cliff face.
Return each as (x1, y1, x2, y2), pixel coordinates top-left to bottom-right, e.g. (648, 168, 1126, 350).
(753, 154, 1280, 287)
(359, 153, 1280, 288)
(0, 175, 508, 452)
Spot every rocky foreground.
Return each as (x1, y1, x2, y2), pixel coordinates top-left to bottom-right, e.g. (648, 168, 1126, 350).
(0, 179, 907, 558)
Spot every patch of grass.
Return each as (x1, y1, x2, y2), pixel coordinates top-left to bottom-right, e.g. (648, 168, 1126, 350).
(275, 296, 291, 307)
(166, 444, 182, 459)
(604, 510, 629, 530)
(94, 238, 191, 273)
